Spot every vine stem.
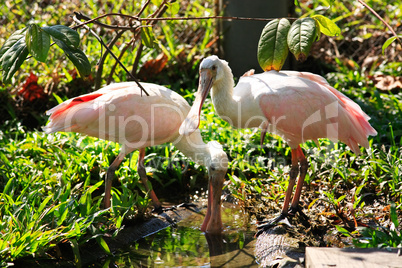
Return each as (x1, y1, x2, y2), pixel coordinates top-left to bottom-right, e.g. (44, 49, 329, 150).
(357, 0, 401, 44)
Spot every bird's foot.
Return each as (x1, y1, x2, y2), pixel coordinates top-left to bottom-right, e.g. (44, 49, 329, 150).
(255, 212, 293, 237)
(288, 205, 308, 221)
(255, 206, 309, 237)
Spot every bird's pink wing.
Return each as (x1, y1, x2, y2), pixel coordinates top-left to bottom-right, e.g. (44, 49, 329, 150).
(255, 71, 376, 154)
(281, 71, 377, 137)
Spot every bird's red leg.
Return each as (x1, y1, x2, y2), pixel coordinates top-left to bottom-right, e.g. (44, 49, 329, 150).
(289, 146, 308, 213)
(256, 148, 300, 235)
(104, 152, 126, 208)
(137, 148, 162, 210)
(281, 147, 300, 216)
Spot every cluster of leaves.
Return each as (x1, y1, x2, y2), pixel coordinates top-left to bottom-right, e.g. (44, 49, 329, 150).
(257, 15, 341, 71)
(0, 24, 90, 84)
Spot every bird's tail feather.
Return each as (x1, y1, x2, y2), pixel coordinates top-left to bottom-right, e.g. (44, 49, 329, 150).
(44, 93, 104, 134)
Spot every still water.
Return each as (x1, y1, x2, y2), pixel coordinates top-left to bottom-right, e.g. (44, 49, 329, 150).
(103, 203, 258, 267)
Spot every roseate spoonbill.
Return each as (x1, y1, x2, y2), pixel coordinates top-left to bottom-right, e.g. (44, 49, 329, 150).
(44, 82, 228, 234)
(180, 55, 377, 229)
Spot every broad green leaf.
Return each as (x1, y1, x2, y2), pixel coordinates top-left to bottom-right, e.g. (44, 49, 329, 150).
(0, 28, 27, 65)
(53, 38, 91, 77)
(257, 18, 291, 71)
(312, 15, 341, 37)
(141, 25, 155, 48)
(26, 24, 50, 62)
(287, 17, 317, 61)
(0, 28, 29, 83)
(42, 25, 80, 48)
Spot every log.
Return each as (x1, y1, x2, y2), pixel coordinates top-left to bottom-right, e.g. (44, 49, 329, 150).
(255, 225, 305, 268)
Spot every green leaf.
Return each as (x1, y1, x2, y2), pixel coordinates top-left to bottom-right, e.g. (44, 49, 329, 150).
(312, 15, 341, 37)
(25, 24, 50, 62)
(42, 25, 80, 48)
(287, 17, 317, 61)
(96, 236, 111, 255)
(335, 225, 351, 237)
(382, 36, 400, 54)
(70, 239, 82, 267)
(56, 207, 69, 226)
(257, 18, 291, 71)
(167, 1, 180, 15)
(52, 93, 64, 104)
(53, 38, 91, 77)
(0, 28, 27, 64)
(390, 203, 399, 228)
(0, 28, 29, 83)
(141, 25, 155, 48)
(151, 0, 163, 6)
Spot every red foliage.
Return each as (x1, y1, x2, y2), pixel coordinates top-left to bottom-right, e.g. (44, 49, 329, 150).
(18, 73, 47, 102)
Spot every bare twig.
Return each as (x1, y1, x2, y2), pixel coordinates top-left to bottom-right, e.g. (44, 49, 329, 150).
(72, 15, 149, 96)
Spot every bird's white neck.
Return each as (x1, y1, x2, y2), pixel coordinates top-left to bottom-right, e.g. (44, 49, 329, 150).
(210, 62, 239, 124)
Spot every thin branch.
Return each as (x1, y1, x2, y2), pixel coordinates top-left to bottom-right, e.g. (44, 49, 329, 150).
(107, 41, 133, 85)
(72, 15, 149, 96)
(357, 0, 401, 44)
(73, 12, 141, 30)
(95, 30, 125, 90)
(131, 42, 143, 78)
(139, 15, 285, 22)
(137, 0, 151, 17)
(72, 11, 288, 32)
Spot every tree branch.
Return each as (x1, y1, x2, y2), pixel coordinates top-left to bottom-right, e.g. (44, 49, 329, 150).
(72, 15, 149, 96)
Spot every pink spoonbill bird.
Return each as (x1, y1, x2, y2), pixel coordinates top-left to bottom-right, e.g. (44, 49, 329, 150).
(44, 82, 228, 234)
(180, 55, 377, 229)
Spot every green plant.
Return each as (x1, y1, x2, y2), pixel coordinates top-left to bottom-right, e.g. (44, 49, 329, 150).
(336, 203, 402, 248)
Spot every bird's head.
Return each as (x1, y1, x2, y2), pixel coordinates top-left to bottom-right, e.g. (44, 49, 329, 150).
(179, 56, 229, 136)
(199, 55, 228, 84)
(206, 141, 228, 176)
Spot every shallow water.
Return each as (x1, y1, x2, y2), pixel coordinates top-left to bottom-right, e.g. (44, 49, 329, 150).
(102, 203, 258, 267)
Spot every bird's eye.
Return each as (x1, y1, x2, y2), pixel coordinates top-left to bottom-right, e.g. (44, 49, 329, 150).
(211, 65, 217, 71)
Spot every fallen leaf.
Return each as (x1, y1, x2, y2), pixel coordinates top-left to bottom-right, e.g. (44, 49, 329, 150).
(370, 74, 402, 91)
(138, 53, 168, 81)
